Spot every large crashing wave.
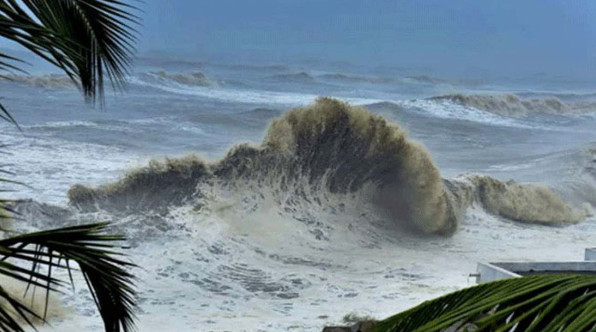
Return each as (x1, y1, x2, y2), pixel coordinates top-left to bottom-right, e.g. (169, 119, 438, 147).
(68, 98, 587, 236)
(447, 175, 587, 225)
(431, 93, 596, 117)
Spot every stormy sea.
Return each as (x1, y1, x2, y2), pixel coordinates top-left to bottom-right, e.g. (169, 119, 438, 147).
(3, 58, 596, 331)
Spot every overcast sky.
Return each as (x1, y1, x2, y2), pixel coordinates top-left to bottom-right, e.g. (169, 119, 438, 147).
(3, 1, 596, 78)
(138, 0, 596, 78)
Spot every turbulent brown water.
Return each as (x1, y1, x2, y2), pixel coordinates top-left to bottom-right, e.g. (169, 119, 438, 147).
(68, 98, 587, 236)
(447, 175, 587, 225)
(5, 67, 596, 330)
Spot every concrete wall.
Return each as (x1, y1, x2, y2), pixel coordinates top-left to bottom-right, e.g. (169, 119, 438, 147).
(476, 261, 596, 283)
(586, 248, 596, 261)
(477, 249, 596, 284)
(494, 261, 596, 274)
(476, 262, 519, 283)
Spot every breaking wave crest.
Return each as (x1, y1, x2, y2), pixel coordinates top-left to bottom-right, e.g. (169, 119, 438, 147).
(0, 74, 76, 90)
(68, 98, 455, 234)
(447, 175, 587, 225)
(318, 73, 393, 84)
(1, 71, 214, 90)
(264, 72, 393, 85)
(137, 70, 213, 87)
(68, 98, 587, 237)
(265, 72, 315, 83)
(431, 93, 596, 117)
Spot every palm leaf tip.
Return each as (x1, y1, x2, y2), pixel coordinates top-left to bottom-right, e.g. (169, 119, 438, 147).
(0, 223, 138, 332)
(0, 275, 70, 331)
(0, 0, 140, 104)
(372, 274, 596, 332)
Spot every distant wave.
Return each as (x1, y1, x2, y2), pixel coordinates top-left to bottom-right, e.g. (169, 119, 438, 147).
(136, 56, 205, 68)
(401, 76, 486, 87)
(0, 74, 76, 90)
(263, 72, 394, 85)
(372, 100, 533, 129)
(264, 72, 315, 83)
(403, 75, 442, 84)
(318, 73, 393, 84)
(215, 63, 289, 72)
(137, 70, 213, 87)
(430, 94, 596, 117)
(239, 108, 281, 119)
(68, 98, 585, 239)
(129, 74, 380, 106)
(129, 76, 318, 105)
(516, 91, 596, 102)
(26, 120, 114, 130)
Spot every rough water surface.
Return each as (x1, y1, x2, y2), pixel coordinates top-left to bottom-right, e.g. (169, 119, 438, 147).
(2, 63, 596, 331)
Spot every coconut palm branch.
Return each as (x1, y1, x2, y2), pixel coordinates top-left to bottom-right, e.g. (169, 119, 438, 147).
(0, 0, 139, 331)
(0, 223, 136, 332)
(0, 0, 139, 104)
(372, 273, 596, 332)
(0, 169, 20, 225)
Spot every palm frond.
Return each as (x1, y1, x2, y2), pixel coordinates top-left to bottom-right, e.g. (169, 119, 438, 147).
(0, 222, 137, 332)
(0, 184, 19, 224)
(372, 274, 596, 332)
(0, 101, 19, 129)
(0, 284, 47, 332)
(0, 52, 26, 76)
(0, 0, 139, 102)
(0, 158, 21, 225)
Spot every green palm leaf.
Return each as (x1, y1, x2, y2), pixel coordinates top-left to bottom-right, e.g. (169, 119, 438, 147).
(0, 0, 139, 102)
(0, 1, 139, 330)
(0, 223, 137, 332)
(372, 274, 596, 332)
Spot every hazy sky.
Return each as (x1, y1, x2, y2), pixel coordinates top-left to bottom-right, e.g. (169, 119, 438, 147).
(138, 0, 596, 78)
(3, 1, 596, 78)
